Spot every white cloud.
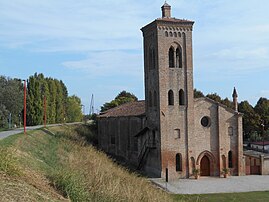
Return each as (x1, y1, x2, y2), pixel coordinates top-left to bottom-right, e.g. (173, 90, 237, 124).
(62, 50, 143, 77)
(1, 0, 269, 109)
(0, 0, 154, 51)
(212, 47, 269, 60)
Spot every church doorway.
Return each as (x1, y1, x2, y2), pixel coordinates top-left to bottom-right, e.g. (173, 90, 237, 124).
(200, 155, 210, 176)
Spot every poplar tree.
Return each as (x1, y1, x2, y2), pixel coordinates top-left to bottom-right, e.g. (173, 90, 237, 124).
(66, 95, 83, 122)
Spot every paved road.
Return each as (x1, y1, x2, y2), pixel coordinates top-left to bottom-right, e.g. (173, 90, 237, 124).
(151, 175, 269, 194)
(0, 123, 81, 139)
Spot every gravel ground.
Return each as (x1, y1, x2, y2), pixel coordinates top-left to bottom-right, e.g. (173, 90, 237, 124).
(151, 175, 269, 194)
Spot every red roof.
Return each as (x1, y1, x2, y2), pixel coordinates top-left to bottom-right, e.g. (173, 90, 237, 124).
(98, 100, 145, 118)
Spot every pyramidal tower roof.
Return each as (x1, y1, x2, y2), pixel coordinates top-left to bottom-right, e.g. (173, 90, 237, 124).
(162, 1, 170, 7)
(233, 87, 238, 98)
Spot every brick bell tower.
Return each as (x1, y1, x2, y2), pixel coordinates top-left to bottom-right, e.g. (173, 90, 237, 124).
(141, 3, 195, 179)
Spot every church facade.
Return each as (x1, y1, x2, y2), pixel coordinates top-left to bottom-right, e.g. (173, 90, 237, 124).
(98, 3, 245, 179)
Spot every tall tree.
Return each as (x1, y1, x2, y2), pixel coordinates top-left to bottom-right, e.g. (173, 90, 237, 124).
(0, 104, 9, 128)
(66, 95, 82, 122)
(101, 90, 138, 112)
(26, 73, 43, 125)
(194, 89, 204, 98)
(254, 97, 269, 125)
(55, 80, 65, 123)
(0, 76, 24, 127)
(221, 98, 234, 109)
(26, 73, 70, 125)
(60, 80, 68, 122)
(0, 73, 82, 128)
(47, 78, 57, 124)
(206, 93, 222, 103)
(239, 101, 261, 140)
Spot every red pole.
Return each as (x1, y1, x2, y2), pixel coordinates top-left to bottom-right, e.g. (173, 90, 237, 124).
(24, 80, 26, 135)
(44, 96, 46, 127)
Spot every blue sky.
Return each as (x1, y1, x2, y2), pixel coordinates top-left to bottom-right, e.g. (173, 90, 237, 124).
(1, 0, 269, 113)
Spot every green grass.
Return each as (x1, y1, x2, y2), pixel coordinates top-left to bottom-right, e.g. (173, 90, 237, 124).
(0, 124, 172, 202)
(173, 191, 269, 202)
(1, 124, 269, 202)
(0, 148, 21, 176)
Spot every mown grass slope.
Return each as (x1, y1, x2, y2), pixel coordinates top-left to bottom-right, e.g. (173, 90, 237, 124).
(0, 124, 174, 202)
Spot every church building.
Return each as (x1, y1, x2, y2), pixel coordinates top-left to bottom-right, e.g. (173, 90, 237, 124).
(98, 3, 245, 179)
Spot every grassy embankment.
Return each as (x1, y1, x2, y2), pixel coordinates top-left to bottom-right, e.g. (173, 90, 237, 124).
(0, 124, 173, 201)
(1, 124, 269, 202)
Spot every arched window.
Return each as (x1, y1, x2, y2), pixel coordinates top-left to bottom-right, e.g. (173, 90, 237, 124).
(168, 90, 174, 105)
(149, 91, 152, 107)
(174, 32, 177, 37)
(149, 47, 155, 69)
(169, 31, 173, 37)
(179, 89, 185, 105)
(165, 31, 168, 37)
(228, 151, 233, 168)
(176, 153, 182, 171)
(153, 91, 157, 107)
(169, 47, 174, 68)
(176, 48, 182, 68)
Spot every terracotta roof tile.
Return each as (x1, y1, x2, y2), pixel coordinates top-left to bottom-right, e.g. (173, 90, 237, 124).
(98, 100, 145, 118)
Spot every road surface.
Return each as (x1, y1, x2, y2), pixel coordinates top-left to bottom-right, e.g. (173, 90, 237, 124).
(0, 123, 81, 139)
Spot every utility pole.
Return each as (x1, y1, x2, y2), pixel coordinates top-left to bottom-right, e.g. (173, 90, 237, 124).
(23, 80, 26, 135)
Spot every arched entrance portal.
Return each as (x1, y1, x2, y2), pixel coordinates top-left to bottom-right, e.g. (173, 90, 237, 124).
(200, 155, 210, 176)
